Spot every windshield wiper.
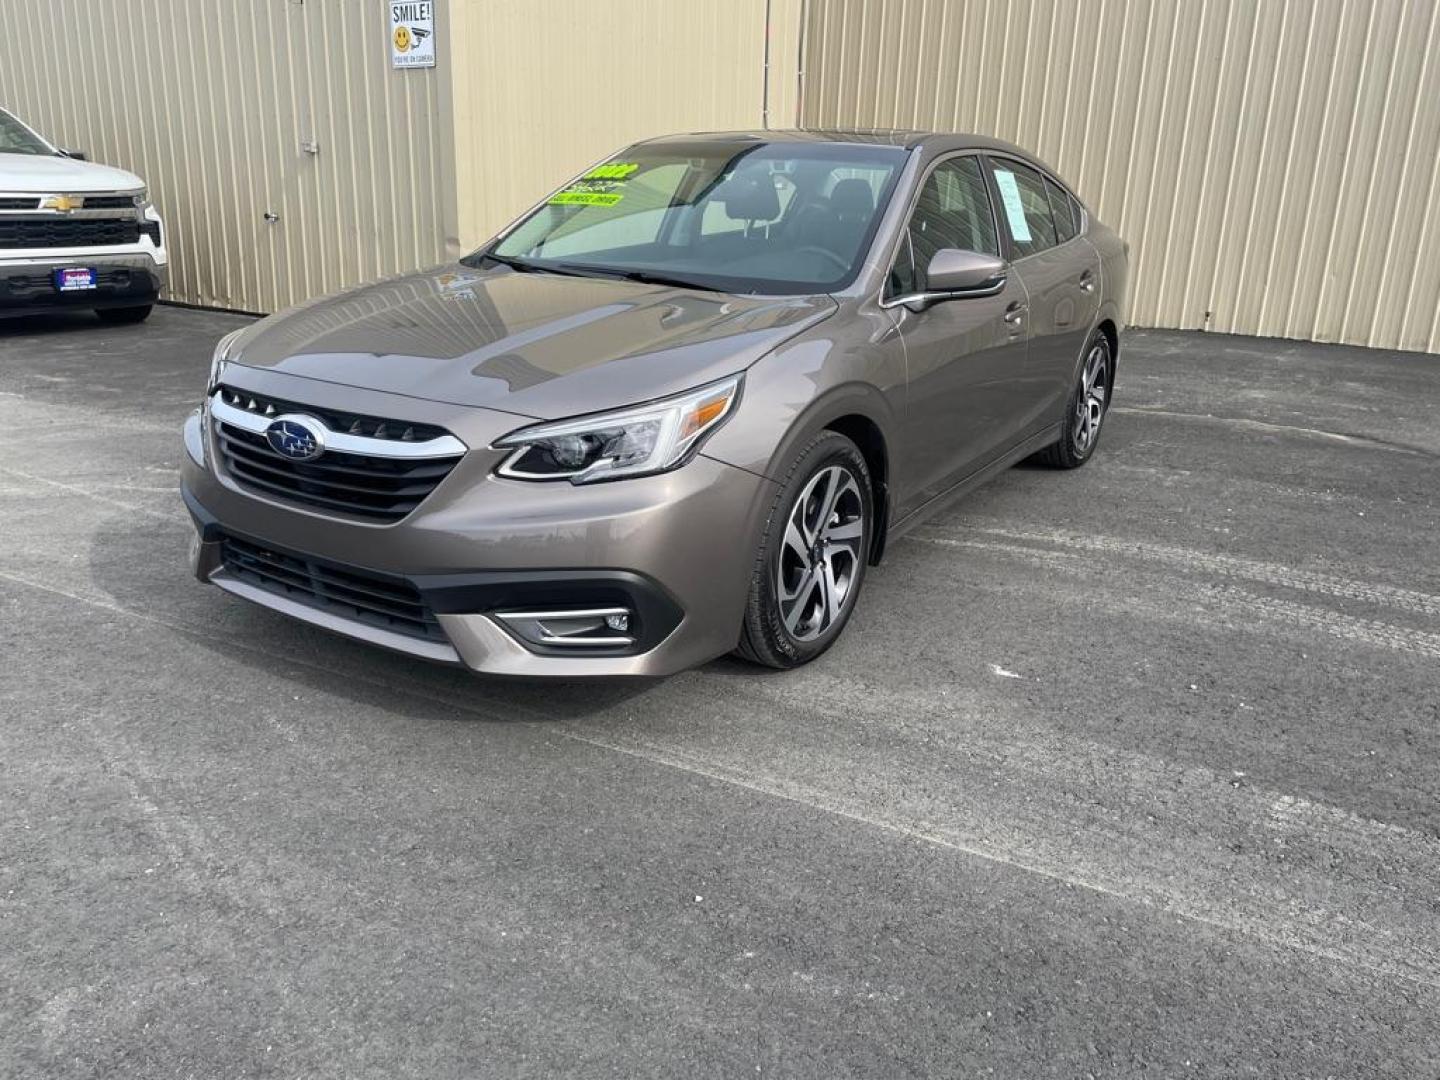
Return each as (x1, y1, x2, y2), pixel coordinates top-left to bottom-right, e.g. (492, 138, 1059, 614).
(479, 254, 720, 292)
(479, 252, 548, 274)
(557, 265, 721, 292)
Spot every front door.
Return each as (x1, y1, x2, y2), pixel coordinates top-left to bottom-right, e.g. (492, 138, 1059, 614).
(885, 154, 1031, 518)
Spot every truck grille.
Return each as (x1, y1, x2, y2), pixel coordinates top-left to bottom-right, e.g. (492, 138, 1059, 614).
(219, 534, 446, 643)
(0, 218, 142, 248)
(78, 195, 141, 209)
(212, 388, 463, 522)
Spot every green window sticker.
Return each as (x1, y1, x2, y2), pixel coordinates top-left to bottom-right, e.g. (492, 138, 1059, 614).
(583, 163, 639, 180)
(546, 163, 641, 207)
(548, 191, 623, 207)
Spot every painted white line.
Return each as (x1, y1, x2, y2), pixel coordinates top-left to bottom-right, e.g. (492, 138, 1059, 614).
(918, 525, 1440, 618)
(0, 465, 186, 524)
(1112, 406, 1427, 455)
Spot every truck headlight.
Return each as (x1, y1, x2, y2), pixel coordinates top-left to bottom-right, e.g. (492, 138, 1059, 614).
(495, 375, 741, 483)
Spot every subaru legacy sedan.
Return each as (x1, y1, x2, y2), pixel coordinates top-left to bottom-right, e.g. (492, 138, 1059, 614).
(181, 130, 1127, 676)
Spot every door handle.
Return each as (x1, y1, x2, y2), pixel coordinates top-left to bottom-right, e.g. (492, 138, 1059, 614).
(1079, 269, 1096, 293)
(1003, 302, 1027, 325)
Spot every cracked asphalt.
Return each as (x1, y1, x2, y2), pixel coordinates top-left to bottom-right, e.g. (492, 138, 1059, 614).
(1, 306, 1438, 1078)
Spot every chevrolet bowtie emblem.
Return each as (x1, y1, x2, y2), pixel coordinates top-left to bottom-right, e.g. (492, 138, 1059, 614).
(39, 194, 82, 212)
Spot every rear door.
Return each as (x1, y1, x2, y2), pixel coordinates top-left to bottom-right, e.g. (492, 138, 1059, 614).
(885, 154, 1031, 516)
(982, 156, 1100, 433)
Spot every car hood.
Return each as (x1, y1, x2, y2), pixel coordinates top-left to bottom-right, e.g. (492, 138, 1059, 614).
(0, 153, 145, 193)
(225, 264, 836, 419)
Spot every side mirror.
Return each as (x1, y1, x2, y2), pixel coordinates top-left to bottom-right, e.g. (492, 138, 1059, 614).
(59, 148, 87, 161)
(925, 249, 1006, 294)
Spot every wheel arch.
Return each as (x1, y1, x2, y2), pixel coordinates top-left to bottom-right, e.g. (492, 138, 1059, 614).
(822, 412, 891, 565)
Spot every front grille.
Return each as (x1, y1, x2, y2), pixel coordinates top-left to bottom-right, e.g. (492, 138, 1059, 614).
(213, 388, 463, 522)
(0, 197, 39, 210)
(80, 195, 140, 209)
(0, 217, 142, 248)
(219, 534, 446, 643)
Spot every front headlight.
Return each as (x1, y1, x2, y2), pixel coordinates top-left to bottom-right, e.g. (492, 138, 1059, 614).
(207, 328, 244, 393)
(495, 375, 742, 483)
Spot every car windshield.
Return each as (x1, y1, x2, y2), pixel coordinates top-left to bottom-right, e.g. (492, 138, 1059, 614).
(0, 110, 53, 156)
(471, 141, 909, 295)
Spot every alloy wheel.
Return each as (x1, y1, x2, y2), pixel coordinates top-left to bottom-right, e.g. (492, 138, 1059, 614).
(1073, 343, 1109, 455)
(776, 464, 866, 642)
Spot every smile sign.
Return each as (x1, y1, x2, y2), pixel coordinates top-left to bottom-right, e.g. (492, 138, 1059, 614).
(390, 2, 435, 69)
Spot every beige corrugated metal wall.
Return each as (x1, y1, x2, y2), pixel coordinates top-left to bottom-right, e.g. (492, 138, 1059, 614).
(448, 0, 800, 250)
(0, 0, 449, 312)
(5, 1, 1436, 352)
(800, 0, 1440, 353)
(0, 0, 795, 314)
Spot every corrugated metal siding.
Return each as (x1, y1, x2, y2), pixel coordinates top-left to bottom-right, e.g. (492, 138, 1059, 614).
(0, 0, 448, 313)
(801, 0, 1440, 353)
(449, 0, 800, 249)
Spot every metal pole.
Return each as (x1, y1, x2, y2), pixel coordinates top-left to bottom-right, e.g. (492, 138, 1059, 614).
(762, 0, 773, 129)
(794, 0, 809, 128)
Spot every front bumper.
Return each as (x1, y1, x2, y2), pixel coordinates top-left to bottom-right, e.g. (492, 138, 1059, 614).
(0, 248, 167, 315)
(180, 374, 775, 677)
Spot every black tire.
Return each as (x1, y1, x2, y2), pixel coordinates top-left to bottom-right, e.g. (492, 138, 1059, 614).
(96, 304, 153, 325)
(1035, 328, 1113, 468)
(734, 431, 873, 669)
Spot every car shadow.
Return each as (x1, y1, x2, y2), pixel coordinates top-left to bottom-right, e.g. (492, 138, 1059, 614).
(86, 507, 662, 728)
(0, 311, 103, 337)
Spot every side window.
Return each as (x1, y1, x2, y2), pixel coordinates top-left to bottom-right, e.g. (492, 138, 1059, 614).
(988, 158, 1058, 257)
(1045, 178, 1078, 244)
(894, 156, 998, 295)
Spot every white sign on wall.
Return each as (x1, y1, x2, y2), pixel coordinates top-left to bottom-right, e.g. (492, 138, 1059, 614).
(390, 2, 435, 69)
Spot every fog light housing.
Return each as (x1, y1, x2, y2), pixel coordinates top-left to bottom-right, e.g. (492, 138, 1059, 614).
(494, 607, 635, 650)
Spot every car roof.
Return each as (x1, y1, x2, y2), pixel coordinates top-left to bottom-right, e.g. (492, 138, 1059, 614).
(642, 128, 1034, 157)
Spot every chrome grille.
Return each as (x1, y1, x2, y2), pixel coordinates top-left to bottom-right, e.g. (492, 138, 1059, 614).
(219, 534, 446, 643)
(211, 387, 465, 522)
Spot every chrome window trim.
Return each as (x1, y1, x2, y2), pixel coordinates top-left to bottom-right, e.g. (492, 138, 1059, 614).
(210, 393, 468, 460)
(879, 149, 1007, 305)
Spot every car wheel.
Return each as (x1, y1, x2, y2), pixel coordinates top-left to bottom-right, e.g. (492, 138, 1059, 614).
(96, 304, 153, 325)
(1036, 329, 1112, 468)
(735, 431, 872, 669)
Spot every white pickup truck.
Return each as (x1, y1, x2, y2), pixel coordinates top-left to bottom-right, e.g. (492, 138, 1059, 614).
(1, 106, 167, 323)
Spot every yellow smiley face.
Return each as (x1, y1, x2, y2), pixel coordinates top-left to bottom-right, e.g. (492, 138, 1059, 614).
(393, 25, 411, 52)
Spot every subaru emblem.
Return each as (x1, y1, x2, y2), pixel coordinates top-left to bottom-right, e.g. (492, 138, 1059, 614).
(265, 416, 325, 461)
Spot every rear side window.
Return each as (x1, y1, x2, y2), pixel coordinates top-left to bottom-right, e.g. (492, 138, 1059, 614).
(988, 158, 1058, 257)
(889, 155, 998, 295)
(1045, 178, 1078, 243)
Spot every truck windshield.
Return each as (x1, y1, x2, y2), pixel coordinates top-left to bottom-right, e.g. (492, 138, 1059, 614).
(0, 110, 53, 156)
(472, 141, 908, 296)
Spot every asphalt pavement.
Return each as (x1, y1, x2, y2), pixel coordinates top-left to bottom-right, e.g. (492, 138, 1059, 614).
(1, 305, 1438, 1078)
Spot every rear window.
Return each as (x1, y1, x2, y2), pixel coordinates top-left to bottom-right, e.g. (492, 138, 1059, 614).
(1045, 178, 1078, 243)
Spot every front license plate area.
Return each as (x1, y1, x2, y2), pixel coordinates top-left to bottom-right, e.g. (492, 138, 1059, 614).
(54, 267, 97, 292)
